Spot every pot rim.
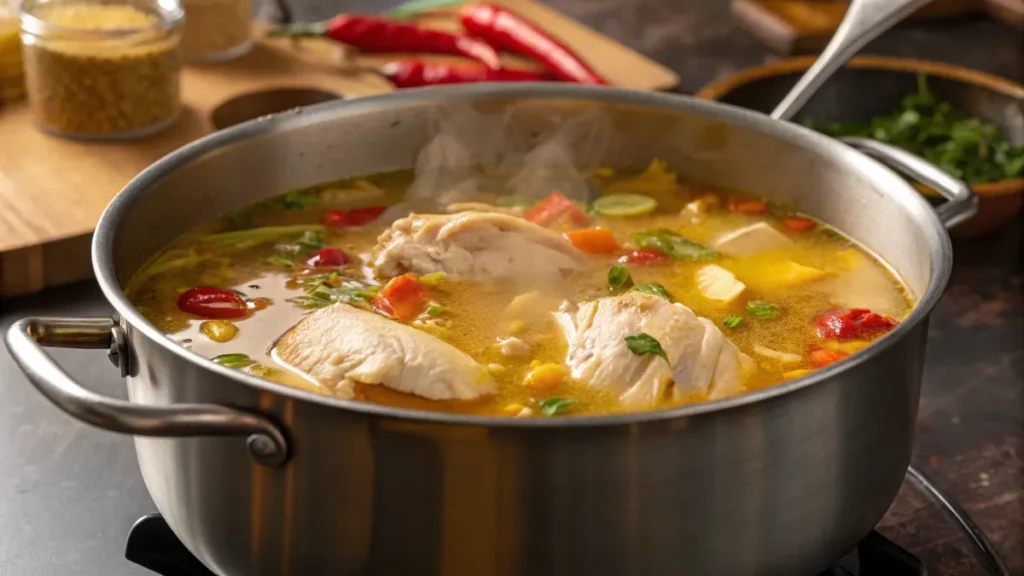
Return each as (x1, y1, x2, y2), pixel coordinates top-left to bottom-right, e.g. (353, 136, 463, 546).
(93, 83, 953, 428)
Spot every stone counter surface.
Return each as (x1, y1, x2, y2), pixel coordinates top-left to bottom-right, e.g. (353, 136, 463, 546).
(1, 1, 1021, 574)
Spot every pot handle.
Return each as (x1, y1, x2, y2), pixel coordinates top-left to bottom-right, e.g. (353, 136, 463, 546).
(4, 317, 289, 467)
(840, 136, 979, 230)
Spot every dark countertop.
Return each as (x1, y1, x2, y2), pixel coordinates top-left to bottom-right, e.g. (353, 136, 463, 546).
(1, 1, 1022, 574)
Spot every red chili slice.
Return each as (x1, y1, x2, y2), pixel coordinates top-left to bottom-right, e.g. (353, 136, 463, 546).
(177, 287, 248, 319)
(306, 247, 348, 268)
(814, 308, 898, 340)
(618, 248, 667, 265)
(524, 192, 589, 227)
(322, 206, 387, 228)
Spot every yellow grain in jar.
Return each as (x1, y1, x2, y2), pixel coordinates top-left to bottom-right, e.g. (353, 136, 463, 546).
(0, 0, 22, 102)
(19, 0, 184, 139)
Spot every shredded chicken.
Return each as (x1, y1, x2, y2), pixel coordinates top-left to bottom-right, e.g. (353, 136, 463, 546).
(372, 211, 584, 281)
(554, 292, 754, 407)
(274, 303, 495, 401)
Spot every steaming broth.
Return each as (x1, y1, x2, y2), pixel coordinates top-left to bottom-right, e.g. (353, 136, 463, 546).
(127, 163, 913, 417)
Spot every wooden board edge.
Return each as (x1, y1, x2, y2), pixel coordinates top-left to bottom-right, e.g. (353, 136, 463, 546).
(1, 233, 93, 298)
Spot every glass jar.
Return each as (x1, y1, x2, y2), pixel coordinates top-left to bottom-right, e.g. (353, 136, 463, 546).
(0, 0, 22, 102)
(179, 0, 252, 62)
(19, 0, 184, 140)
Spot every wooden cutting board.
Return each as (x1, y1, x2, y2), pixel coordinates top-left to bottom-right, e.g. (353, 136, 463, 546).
(0, 0, 678, 298)
(732, 0, 986, 54)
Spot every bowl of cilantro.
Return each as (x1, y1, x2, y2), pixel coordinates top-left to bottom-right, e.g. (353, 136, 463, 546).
(697, 56, 1024, 237)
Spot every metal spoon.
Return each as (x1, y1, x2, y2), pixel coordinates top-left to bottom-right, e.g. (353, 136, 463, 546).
(771, 0, 934, 121)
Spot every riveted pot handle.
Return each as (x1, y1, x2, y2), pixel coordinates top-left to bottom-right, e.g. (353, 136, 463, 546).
(4, 317, 289, 468)
(841, 136, 979, 230)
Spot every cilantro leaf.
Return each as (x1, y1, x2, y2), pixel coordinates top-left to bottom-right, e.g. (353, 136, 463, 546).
(624, 332, 668, 363)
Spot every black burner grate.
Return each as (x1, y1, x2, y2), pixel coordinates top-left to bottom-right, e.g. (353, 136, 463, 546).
(124, 466, 1007, 576)
(124, 514, 925, 576)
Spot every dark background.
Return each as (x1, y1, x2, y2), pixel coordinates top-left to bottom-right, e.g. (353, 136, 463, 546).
(1, 1, 1022, 574)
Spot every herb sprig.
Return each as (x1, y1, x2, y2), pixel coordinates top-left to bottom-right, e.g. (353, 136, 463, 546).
(808, 74, 1024, 183)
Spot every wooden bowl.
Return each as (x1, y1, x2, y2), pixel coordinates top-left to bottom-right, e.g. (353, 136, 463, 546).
(696, 56, 1024, 237)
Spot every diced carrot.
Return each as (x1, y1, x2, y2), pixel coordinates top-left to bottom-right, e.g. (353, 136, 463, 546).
(525, 192, 589, 227)
(809, 348, 849, 367)
(783, 217, 816, 231)
(372, 273, 427, 321)
(566, 227, 620, 254)
(730, 200, 767, 214)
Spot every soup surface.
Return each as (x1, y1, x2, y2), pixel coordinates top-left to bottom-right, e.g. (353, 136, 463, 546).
(127, 161, 913, 417)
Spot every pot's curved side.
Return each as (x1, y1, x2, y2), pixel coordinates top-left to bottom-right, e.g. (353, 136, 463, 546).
(83, 86, 959, 575)
(127, 319, 927, 576)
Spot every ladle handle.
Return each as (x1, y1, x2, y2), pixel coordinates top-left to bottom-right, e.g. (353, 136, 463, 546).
(771, 0, 934, 121)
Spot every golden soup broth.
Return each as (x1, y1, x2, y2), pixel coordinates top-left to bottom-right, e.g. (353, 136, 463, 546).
(126, 165, 914, 417)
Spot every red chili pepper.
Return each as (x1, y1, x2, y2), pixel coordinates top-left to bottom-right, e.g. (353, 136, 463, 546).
(381, 59, 549, 88)
(269, 15, 502, 70)
(459, 3, 608, 84)
(322, 206, 387, 227)
(524, 192, 589, 227)
(177, 287, 248, 319)
(306, 247, 349, 268)
(618, 248, 667, 265)
(814, 308, 898, 340)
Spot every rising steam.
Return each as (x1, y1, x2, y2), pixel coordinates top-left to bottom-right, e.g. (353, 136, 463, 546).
(400, 103, 612, 212)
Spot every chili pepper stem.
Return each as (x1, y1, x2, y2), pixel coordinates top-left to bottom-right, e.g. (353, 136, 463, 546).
(266, 22, 328, 38)
(387, 0, 467, 18)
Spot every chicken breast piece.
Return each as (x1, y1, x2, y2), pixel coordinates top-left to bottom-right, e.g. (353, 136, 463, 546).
(274, 304, 495, 401)
(372, 211, 584, 280)
(554, 292, 754, 407)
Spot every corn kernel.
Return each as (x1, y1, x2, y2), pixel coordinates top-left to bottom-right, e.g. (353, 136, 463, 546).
(523, 363, 569, 392)
(199, 320, 238, 343)
(503, 403, 524, 415)
(783, 369, 812, 380)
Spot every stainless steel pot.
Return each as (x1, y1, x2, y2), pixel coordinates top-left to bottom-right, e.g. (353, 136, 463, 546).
(5, 83, 978, 576)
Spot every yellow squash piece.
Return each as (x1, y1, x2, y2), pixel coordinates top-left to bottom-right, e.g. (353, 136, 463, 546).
(696, 264, 746, 303)
(734, 259, 827, 292)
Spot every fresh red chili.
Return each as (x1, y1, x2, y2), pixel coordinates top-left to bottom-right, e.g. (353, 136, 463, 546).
(177, 287, 248, 319)
(381, 59, 549, 88)
(459, 3, 608, 84)
(268, 15, 502, 69)
(814, 308, 898, 340)
(618, 248, 667, 265)
(306, 247, 349, 268)
(322, 206, 387, 227)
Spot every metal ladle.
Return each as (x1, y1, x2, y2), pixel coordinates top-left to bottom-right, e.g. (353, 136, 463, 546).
(771, 0, 932, 121)
(771, 1, 1004, 573)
